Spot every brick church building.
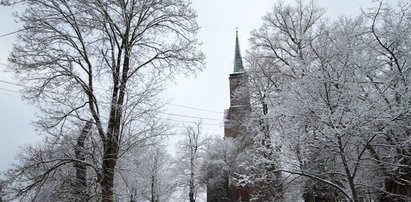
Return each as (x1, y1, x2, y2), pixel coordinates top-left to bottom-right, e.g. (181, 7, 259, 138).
(224, 30, 251, 139)
(206, 31, 253, 202)
(224, 32, 251, 138)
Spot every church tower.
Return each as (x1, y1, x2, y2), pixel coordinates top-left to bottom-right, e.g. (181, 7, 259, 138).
(224, 30, 251, 139)
(207, 31, 253, 202)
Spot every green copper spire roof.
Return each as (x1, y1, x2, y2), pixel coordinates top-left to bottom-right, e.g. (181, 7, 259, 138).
(233, 30, 244, 72)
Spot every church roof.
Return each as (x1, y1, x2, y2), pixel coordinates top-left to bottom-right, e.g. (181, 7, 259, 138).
(233, 30, 244, 73)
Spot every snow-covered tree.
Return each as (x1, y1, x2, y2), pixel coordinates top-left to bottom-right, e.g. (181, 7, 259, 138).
(246, 0, 411, 201)
(0, 0, 203, 201)
(2, 121, 100, 201)
(361, 1, 411, 200)
(174, 121, 208, 202)
(201, 137, 238, 201)
(117, 145, 175, 202)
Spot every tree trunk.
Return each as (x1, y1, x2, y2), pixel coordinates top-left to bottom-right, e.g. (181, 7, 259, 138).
(101, 50, 127, 201)
(74, 120, 92, 202)
(150, 173, 159, 202)
(338, 137, 358, 202)
(189, 153, 195, 202)
(101, 139, 119, 202)
(189, 191, 195, 202)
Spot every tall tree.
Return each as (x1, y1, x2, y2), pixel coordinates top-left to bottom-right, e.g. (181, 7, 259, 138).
(246, 0, 326, 200)
(131, 146, 175, 202)
(201, 137, 238, 202)
(247, 0, 410, 201)
(362, 1, 411, 200)
(2, 123, 102, 201)
(1, 0, 204, 201)
(175, 121, 208, 202)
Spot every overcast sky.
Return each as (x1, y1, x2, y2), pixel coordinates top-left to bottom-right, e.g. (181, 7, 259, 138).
(0, 0, 398, 172)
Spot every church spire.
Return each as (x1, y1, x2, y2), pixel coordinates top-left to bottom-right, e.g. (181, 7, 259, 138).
(234, 30, 244, 72)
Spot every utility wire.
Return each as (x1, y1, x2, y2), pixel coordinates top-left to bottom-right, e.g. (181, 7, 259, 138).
(0, 88, 225, 126)
(0, 92, 19, 98)
(0, 87, 224, 123)
(165, 118, 222, 127)
(0, 87, 19, 93)
(0, 79, 22, 87)
(0, 87, 224, 128)
(160, 112, 222, 122)
(0, 83, 224, 122)
(0, 79, 224, 116)
(0, 28, 27, 38)
(166, 103, 223, 114)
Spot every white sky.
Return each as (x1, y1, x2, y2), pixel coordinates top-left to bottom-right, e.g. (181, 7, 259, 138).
(0, 0, 397, 172)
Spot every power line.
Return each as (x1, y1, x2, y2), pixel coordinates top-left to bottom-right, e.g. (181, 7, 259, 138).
(0, 87, 224, 125)
(0, 28, 27, 38)
(165, 118, 222, 127)
(0, 90, 224, 126)
(0, 79, 225, 116)
(167, 122, 223, 133)
(0, 79, 225, 122)
(0, 92, 19, 98)
(0, 86, 225, 123)
(0, 79, 22, 87)
(0, 87, 19, 93)
(160, 112, 222, 122)
(166, 103, 223, 114)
